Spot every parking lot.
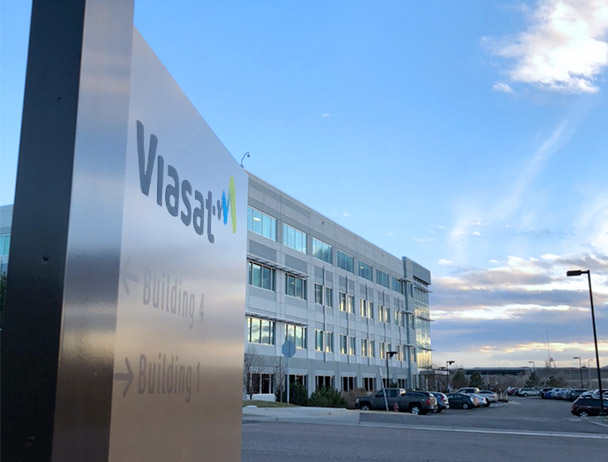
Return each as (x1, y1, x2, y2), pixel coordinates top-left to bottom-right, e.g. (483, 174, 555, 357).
(242, 396, 608, 462)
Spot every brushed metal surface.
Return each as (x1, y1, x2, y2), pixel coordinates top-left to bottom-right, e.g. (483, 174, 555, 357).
(107, 29, 247, 462)
(1, 1, 134, 461)
(51, 1, 135, 460)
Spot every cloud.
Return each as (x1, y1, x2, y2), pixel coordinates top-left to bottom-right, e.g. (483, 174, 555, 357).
(438, 259, 454, 266)
(488, 0, 608, 93)
(492, 82, 514, 93)
(342, 212, 351, 218)
(321, 113, 331, 118)
(472, 231, 481, 236)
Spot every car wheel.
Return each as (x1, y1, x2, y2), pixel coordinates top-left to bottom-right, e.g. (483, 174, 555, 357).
(410, 405, 421, 415)
(360, 403, 371, 411)
(462, 403, 470, 410)
(577, 410, 589, 418)
(436, 408, 442, 413)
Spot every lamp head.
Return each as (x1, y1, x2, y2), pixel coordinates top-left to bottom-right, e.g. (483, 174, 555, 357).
(567, 270, 584, 277)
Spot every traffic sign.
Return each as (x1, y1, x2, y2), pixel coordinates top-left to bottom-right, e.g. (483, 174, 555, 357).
(282, 340, 296, 358)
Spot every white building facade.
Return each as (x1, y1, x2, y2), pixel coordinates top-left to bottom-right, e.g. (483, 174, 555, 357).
(244, 173, 431, 398)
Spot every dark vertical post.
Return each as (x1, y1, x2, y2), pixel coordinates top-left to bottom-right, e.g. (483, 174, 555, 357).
(587, 272, 605, 415)
(1, 1, 134, 461)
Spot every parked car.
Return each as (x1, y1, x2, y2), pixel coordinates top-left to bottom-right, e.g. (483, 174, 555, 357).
(571, 396, 608, 417)
(431, 392, 449, 413)
(568, 389, 588, 401)
(446, 393, 476, 409)
(471, 393, 490, 407)
(355, 388, 438, 414)
(553, 388, 570, 400)
(517, 388, 540, 397)
(506, 387, 520, 396)
(478, 390, 498, 403)
(580, 389, 608, 399)
(540, 387, 554, 399)
(456, 387, 480, 394)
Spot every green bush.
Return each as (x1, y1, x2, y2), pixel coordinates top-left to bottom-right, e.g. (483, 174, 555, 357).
(309, 386, 346, 408)
(276, 381, 309, 406)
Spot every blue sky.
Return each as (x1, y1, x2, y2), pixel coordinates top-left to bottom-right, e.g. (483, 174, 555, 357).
(2, 1, 608, 368)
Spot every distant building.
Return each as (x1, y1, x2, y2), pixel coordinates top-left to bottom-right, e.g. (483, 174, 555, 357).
(0, 173, 432, 396)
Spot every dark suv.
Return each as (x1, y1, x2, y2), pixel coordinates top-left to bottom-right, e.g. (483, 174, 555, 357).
(571, 396, 608, 417)
(355, 388, 438, 414)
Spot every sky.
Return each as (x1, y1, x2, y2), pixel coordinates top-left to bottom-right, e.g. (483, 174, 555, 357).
(1, 0, 608, 368)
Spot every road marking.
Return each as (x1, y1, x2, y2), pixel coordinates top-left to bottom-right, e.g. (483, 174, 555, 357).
(359, 423, 608, 440)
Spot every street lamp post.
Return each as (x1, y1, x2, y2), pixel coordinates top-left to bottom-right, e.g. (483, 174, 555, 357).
(386, 351, 398, 388)
(528, 361, 536, 373)
(567, 269, 604, 415)
(573, 356, 584, 389)
(446, 360, 455, 392)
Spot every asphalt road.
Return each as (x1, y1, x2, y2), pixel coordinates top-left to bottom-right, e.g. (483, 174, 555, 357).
(242, 397, 608, 462)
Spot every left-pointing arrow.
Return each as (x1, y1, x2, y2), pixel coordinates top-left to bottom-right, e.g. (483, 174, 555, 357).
(114, 357, 133, 397)
(121, 257, 139, 294)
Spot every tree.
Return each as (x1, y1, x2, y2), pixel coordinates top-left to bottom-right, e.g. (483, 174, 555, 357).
(243, 346, 268, 400)
(451, 370, 468, 390)
(525, 371, 540, 388)
(468, 372, 485, 389)
(544, 375, 565, 387)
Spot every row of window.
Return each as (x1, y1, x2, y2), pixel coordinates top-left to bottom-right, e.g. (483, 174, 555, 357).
(247, 317, 415, 361)
(248, 264, 410, 320)
(245, 373, 408, 394)
(247, 206, 406, 294)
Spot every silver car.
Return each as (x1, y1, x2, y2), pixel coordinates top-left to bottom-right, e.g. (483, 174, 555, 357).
(478, 390, 498, 403)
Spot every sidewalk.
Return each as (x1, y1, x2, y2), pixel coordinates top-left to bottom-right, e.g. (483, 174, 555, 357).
(242, 405, 360, 426)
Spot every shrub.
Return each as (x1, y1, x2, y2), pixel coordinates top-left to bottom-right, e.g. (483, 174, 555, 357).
(342, 388, 369, 409)
(309, 386, 346, 408)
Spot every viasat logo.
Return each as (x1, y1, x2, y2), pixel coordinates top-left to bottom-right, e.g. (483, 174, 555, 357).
(136, 120, 237, 243)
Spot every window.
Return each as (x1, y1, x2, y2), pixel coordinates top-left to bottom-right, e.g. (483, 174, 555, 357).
(312, 237, 332, 263)
(392, 277, 404, 294)
(358, 260, 373, 281)
(363, 377, 376, 391)
(283, 223, 307, 253)
(342, 376, 356, 392)
(378, 341, 385, 359)
(336, 250, 354, 273)
(285, 274, 306, 299)
(393, 309, 400, 326)
(247, 316, 275, 345)
(339, 292, 353, 313)
(325, 332, 334, 353)
(361, 338, 375, 358)
(285, 323, 307, 349)
(325, 287, 333, 307)
(247, 206, 276, 241)
(315, 329, 324, 351)
(248, 261, 275, 290)
(376, 269, 389, 288)
(339, 335, 356, 357)
(378, 305, 390, 323)
(397, 379, 407, 388)
(247, 373, 275, 394)
(316, 376, 333, 389)
(347, 294, 355, 314)
(360, 299, 373, 319)
(0, 233, 10, 255)
(340, 334, 348, 354)
(314, 283, 323, 304)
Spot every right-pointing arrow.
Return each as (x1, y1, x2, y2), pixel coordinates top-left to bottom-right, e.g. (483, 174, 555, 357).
(114, 357, 133, 397)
